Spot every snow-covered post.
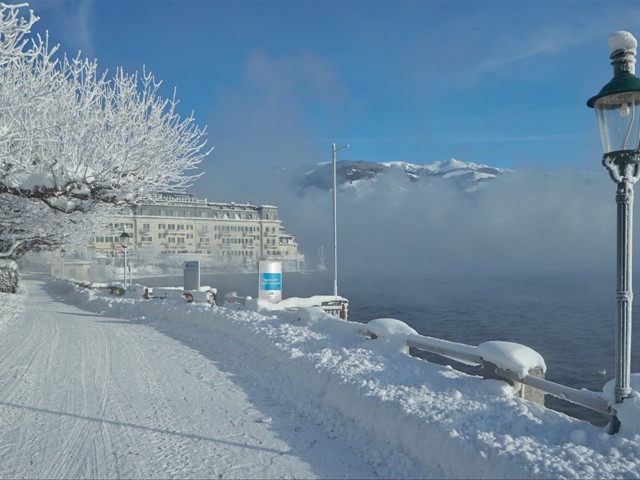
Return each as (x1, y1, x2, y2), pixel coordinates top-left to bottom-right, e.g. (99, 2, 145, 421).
(587, 31, 640, 428)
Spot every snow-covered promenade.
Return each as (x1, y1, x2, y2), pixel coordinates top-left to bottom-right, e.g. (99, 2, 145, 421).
(0, 277, 385, 478)
(1, 276, 640, 479)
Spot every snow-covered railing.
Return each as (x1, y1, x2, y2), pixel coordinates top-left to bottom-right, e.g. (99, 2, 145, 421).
(367, 318, 611, 417)
(493, 367, 610, 415)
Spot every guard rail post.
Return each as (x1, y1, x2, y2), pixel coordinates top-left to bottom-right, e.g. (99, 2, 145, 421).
(483, 361, 546, 405)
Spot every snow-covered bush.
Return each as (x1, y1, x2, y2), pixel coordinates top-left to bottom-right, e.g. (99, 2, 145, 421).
(0, 259, 18, 293)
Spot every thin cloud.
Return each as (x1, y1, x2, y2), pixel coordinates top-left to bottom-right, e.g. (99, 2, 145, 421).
(209, 49, 347, 168)
(478, 24, 590, 74)
(472, 3, 640, 78)
(434, 132, 589, 144)
(29, 0, 95, 57)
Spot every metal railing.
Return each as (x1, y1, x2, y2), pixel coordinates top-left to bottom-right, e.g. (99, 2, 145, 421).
(398, 332, 611, 417)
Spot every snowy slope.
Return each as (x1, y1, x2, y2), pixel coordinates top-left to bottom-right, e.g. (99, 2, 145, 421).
(40, 279, 640, 479)
(292, 158, 509, 194)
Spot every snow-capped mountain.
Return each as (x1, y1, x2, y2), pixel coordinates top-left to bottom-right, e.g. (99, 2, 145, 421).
(293, 158, 509, 194)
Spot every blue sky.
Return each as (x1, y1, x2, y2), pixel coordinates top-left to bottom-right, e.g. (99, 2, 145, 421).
(23, 0, 640, 171)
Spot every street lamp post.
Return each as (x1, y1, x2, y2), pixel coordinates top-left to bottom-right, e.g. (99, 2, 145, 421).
(588, 31, 640, 426)
(332, 143, 349, 297)
(120, 230, 132, 287)
(60, 247, 65, 278)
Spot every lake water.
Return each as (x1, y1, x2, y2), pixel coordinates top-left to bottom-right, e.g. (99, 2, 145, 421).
(138, 270, 640, 427)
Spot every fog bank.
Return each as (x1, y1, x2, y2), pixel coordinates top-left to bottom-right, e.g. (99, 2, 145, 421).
(192, 162, 621, 279)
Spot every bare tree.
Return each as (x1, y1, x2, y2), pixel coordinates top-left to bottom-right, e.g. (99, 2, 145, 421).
(0, 5, 210, 265)
(0, 4, 210, 290)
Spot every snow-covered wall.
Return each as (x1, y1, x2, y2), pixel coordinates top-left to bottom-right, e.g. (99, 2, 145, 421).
(65, 282, 640, 478)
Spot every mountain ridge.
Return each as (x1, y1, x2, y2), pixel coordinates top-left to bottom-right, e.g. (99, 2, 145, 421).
(291, 158, 510, 193)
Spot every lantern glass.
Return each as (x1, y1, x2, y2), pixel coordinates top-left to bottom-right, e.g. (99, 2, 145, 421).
(594, 91, 640, 153)
(120, 231, 131, 249)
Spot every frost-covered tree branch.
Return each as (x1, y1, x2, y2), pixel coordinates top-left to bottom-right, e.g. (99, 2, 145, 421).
(0, 2, 39, 65)
(0, 194, 112, 259)
(0, 4, 211, 262)
(0, 47, 210, 211)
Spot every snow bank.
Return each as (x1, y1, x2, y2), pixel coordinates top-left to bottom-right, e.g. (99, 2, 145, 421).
(152, 287, 188, 301)
(248, 295, 346, 311)
(0, 283, 25, 331)
(64, 283, 640, 479)
(604, 374, 640, 436)
(123, 283, 147, 299)
(184, 290, 216, 304)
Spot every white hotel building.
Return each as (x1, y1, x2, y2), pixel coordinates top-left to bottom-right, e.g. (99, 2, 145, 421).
(89, 193, 305, 272)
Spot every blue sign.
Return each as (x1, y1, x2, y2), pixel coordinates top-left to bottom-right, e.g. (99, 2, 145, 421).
(260, 272, 282, 291)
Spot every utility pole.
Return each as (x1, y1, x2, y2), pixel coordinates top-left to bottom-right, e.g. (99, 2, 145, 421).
(332, 143, 349, 297)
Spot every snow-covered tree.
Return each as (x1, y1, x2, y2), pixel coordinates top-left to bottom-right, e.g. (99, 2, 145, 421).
(0, 53, 209, 213)
(0, 193, 112, 259)
(0, 4, 210, 290)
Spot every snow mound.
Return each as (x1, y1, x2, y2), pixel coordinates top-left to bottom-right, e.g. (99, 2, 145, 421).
(478, 341, 547, 379)
(367, 317, 418, 338)
(251, 295, 347, 311)
(604, 374, 640, 435)
(608, 31, 637, 53)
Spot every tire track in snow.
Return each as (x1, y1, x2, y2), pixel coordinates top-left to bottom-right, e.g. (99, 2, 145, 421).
(0, 303, 59, 404)
(42, 323, 114, 479)
(0, 280, 124, 479)
(1, 278, 380, 479)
